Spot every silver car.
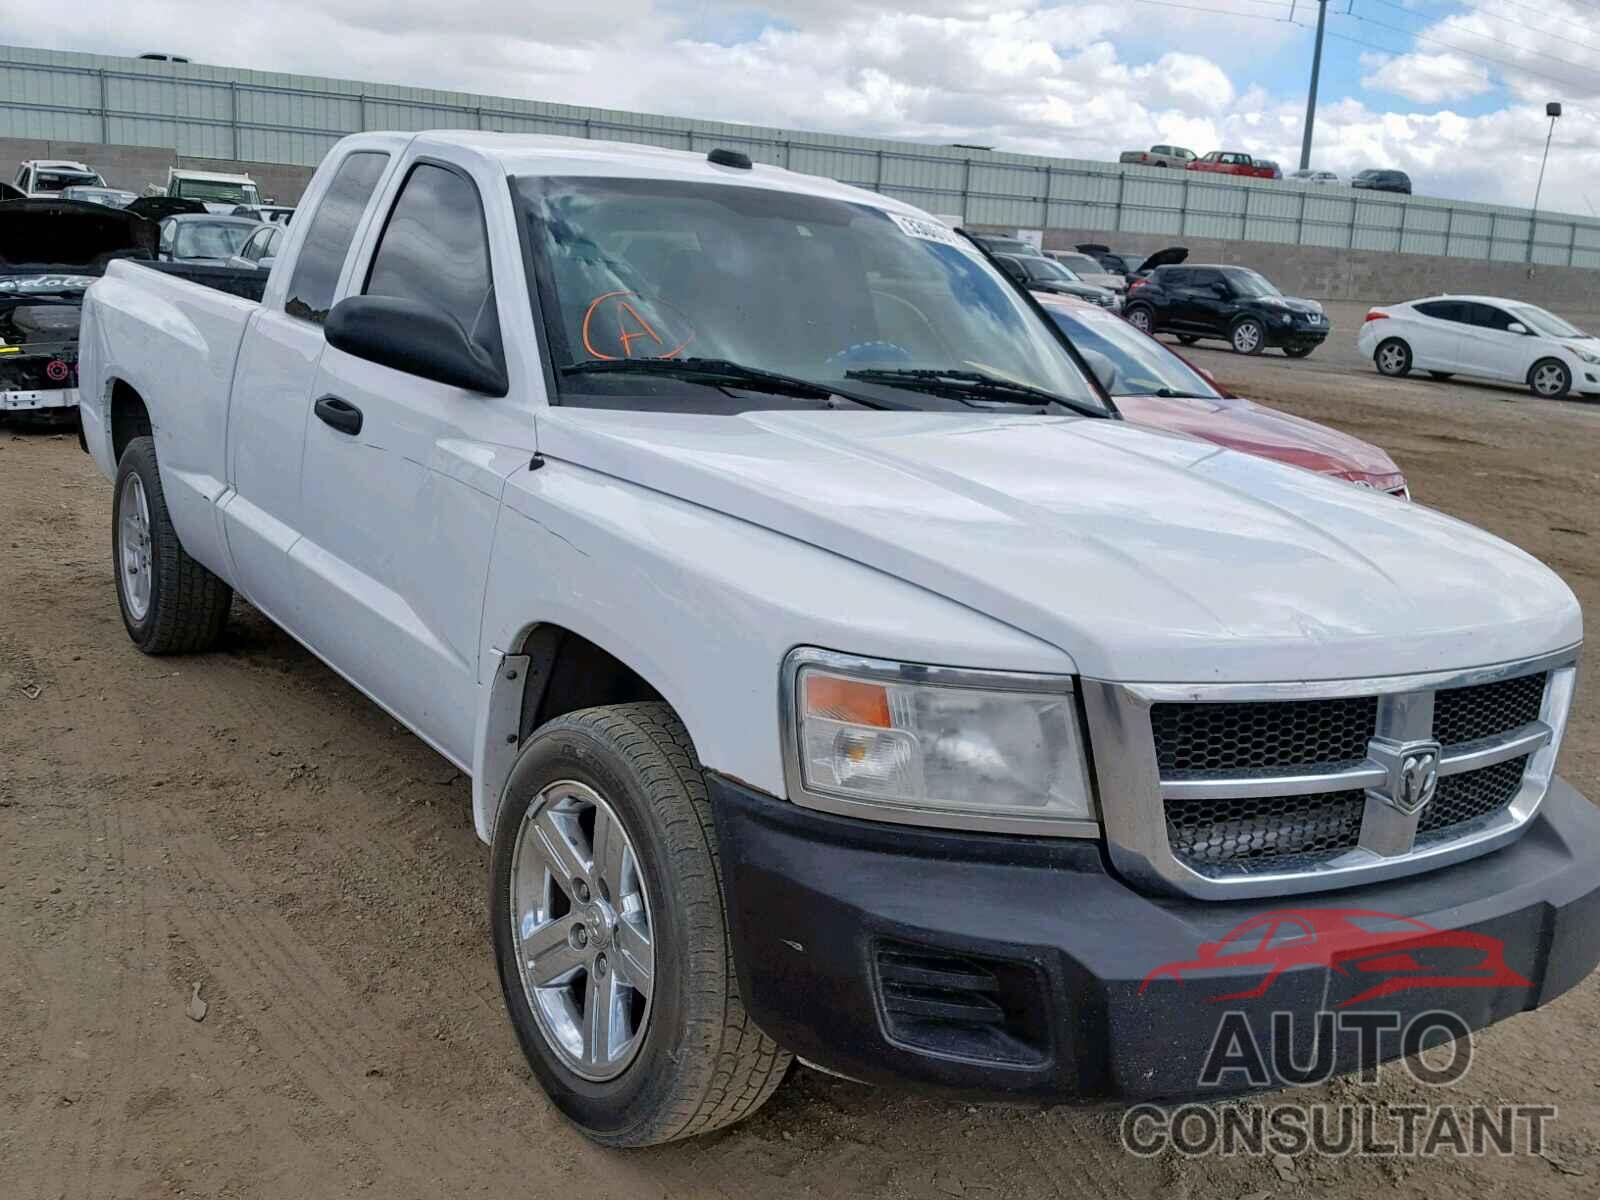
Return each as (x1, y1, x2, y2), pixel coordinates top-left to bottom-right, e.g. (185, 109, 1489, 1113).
(1290, 169, 1341, 185)
(1048, 250, 1127, 295)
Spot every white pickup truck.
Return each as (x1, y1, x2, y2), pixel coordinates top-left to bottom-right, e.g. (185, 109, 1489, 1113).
(78, 131, 1599, 1147)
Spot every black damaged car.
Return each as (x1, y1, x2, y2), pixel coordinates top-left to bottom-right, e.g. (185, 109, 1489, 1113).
(1122, 263, 1329, 358)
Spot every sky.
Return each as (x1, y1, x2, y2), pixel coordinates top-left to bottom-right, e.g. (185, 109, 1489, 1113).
(5, 0, 1600, 215)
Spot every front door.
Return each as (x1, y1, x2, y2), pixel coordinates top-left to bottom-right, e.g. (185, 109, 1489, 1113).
(290, 160, 536, 767)
(1456, 302, 1541, 383)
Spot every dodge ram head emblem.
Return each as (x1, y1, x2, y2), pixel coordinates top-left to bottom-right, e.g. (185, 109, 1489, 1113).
(1366, 738, 1441, 816)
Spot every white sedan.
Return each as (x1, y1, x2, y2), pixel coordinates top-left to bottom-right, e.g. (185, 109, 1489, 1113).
(1358, 294, 1600, 399)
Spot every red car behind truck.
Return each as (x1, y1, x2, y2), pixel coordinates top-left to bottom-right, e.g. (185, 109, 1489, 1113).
(1188, 152, 1278, 180)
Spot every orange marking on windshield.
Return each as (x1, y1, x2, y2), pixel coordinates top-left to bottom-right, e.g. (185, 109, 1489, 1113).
(616, 301, 664, 358)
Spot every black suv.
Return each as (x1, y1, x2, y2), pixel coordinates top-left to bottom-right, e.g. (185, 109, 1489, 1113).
(1123, 264, 1329, 357)
(1352, 169, 1413, 195)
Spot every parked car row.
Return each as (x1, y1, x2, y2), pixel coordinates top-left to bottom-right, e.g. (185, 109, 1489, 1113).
(1117, 146, 1414, 193)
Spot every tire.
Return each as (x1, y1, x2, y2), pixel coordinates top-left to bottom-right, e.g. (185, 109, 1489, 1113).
(1374, 338, 1412, 378)
(1176, 334, 1199, 345)
(1231, 318, 1266, 356)
(1125, 305, 1155, 335)
(112, 436, 233, 654)
(1428, 372, 1454, 381)
(1529, 358, 1572, 399)
(490, 702, 791, 1146)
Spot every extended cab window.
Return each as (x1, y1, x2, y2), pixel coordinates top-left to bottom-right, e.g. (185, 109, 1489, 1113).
(363, 163, 502, 361)
(285, 151, 389, 324)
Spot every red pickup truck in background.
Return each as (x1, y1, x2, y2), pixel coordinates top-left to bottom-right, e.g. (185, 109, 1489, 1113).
(1188, 151, 1279, 179)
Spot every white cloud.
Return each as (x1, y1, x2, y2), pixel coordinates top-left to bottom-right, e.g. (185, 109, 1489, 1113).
(1361, 51, 1493, 105)
(4, 1, 1600, 215)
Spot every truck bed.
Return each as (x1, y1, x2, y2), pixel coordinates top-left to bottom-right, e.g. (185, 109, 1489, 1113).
(137, 260, 268, 303)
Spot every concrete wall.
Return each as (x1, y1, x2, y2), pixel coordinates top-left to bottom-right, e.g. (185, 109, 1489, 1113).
(1031, 228, 1600, 308)
(0, 136, 315, 203)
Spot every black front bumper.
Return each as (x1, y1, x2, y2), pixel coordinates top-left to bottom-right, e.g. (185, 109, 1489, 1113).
(1264, 320, 1329, 349)
(711, 776, 1600, 1103)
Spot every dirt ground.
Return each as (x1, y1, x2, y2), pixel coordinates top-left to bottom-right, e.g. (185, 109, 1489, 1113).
(3, 338, 1599, 1199)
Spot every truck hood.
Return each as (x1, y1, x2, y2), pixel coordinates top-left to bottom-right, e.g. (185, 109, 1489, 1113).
(535, 409, 1580, 683)
(1113, 393, 1401, 484)
(0, 198, 156, 277)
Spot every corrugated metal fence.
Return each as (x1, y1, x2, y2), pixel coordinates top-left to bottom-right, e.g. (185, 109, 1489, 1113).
(4, 43, 1599, 269)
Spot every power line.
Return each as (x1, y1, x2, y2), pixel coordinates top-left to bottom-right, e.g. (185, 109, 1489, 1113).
(1357, 0, 1600, 75)
(1334, 10, 1600, 92)
(1128, 0, 1299, 19)
(1319, 24, 1598, 96)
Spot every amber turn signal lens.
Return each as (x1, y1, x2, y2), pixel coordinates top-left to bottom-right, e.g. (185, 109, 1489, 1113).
(804, 673, 891, 728)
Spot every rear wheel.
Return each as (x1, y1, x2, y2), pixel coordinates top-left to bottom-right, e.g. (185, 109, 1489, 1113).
(1375, 338, 1412, 378)
(491, 702, 790, 1146)
(1125, 305, 1154, 335)
(112, 436, 233, 654)
(1231, 318, 1265, 356)
(1529, 358, 1571, 399)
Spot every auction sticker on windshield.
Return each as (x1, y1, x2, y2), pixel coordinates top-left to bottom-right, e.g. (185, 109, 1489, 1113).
(886, 212, 965, 247)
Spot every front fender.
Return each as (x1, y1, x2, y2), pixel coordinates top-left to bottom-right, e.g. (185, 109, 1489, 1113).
(469, 457, 1075, 842)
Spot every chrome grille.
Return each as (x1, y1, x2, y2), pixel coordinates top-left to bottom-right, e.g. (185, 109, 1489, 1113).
(1082, 650, 1578, 900)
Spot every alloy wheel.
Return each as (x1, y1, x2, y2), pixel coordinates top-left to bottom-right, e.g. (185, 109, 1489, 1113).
(1232, 321, 1262, 354)
(1533, 363, 1569, 397)
(1377, 344, 1408, 375)
(510, 780, 655, 1081)
(118, 472, 153, 621)
(1128, 308, 1152, 334)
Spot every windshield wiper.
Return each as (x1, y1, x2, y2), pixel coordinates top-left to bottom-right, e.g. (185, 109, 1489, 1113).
(1151, 388, 1216, 399)
(844, 368, 1105, 418)
(561, 356, 889, 408)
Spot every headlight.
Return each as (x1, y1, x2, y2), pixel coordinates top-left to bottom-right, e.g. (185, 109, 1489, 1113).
(1576, 349, 1600, 365)
(782, 649, 1097, 835)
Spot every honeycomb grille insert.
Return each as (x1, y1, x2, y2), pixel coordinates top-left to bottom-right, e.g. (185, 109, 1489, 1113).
(1166, 789, 1365, 867)
(1433, 673, 1546, 748)
(1152, 695, 1378, 775)
(1418, 756, 1530, 835)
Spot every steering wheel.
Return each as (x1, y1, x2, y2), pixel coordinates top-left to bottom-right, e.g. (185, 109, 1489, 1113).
(823, 341, 914, 372)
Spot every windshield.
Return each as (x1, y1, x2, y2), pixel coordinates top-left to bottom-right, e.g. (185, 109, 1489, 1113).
(1043, 305, 1221, 398)
(1026, 258, 1078, 283)
(1220, 268, 1282, 298)
(34, 170, 104, 193)
(1054, 253, 1104, 276)
(64, 187, 134, 208)
(174, 179, 261, 206)
(172, 221, 254, 260)
(517, 176, 1104, 413)
(1512, 305, 1585, 339)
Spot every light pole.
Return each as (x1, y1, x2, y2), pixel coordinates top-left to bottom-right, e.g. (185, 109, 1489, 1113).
(1529, 101, 1562, 263)
(1299, 0, 1331, 172)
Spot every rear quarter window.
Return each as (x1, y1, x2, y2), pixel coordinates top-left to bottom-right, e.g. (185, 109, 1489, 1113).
(284, 151, 390, 324)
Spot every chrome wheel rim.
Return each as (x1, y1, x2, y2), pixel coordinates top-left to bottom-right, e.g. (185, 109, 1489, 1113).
(510, 780, 655, 1082)
(1378, 344, 1407, 375)
(1234, 322, 1261, 353)
(1128, 309, 1151, 333)
(118, 473, 153, 621)
(1534, 364, 1567, 396)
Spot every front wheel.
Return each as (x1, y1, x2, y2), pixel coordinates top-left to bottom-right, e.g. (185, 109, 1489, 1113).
(1125, 305, 1154, 335)
(491, 702, 790, 1146)
(1231, 318, 1266, 356)
(1529, 358, 1571, 399)
(112, 436, 232, 654)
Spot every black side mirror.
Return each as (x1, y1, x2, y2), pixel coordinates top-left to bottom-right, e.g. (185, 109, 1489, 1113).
(1211, 282, 1230, 297)
(326, 295, 508, 396)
